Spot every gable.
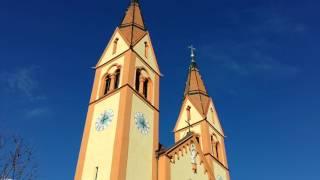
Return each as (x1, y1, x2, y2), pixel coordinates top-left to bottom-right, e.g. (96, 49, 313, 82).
(96, 28, 130, 67)
(206, 101, 224, 136)
(170, 151, 209, 180)
(174, 97, 204, 132)
(165, 135, 214, 180)
(133, 33, 160, 74)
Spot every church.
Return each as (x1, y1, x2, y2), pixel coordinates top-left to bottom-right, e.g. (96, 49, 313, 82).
(75, 0, 230, 179)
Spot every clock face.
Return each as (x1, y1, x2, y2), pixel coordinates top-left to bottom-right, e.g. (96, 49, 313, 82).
(95, 109, 114, 131)
(134, 112, 150, 135)
(217, 175, 223, 180)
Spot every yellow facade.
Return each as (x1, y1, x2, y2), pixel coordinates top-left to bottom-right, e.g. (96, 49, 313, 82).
(171, 150, 209, 180)
(75, 1, 230, 180)
(126, 94, 154, 180)
(213, 160, 229, 180)
(81, 92, 121, 179)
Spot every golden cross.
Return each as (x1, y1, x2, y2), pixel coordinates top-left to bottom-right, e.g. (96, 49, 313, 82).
(188, 45, 196, 62)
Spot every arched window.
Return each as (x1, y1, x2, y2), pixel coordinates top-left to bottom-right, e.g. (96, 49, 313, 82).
(104, 75, 111, 95)
(135, 68, 152, 101)
(196, 137, 200, 143)
(135, 69, 141, 91)
(215, 142, 220, 160)
(114, 69, 120, 89)
(143, 78, 148, 98)
(211, 134, 218, 159)
(211, 135, 214, 155)
(101, 65, 121, 96)
(211, 136, 214, 156)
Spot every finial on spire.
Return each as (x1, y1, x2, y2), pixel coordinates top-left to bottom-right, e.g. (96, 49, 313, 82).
(188, 45, 196, 63)
(131, 0, 139, 4)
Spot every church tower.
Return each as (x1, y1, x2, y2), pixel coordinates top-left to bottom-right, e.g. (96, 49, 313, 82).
(74, 0, 161, 179)
(173, 48, 230, 180)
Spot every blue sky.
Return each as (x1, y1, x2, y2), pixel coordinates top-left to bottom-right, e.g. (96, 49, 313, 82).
(1, 0, 320, 179)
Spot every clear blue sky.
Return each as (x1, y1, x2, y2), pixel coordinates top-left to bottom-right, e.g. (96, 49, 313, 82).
(1, 0, 319, 179)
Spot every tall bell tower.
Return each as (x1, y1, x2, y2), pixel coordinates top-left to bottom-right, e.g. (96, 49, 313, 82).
(74, 0, 161, 179)
(173, 47, 230, 180)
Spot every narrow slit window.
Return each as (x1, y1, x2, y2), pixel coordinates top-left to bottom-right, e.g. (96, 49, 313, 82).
(186, 106, 191, 121)
(95, 166, 99, 180)
(210, 108, 215, 124)
(112, 38, 119, 55)
(144, 42, 149, 58)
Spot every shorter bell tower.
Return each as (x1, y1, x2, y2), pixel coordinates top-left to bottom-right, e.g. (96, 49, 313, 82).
(173, 47, 230, 180)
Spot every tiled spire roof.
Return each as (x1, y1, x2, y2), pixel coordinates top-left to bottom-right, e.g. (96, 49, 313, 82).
(119, 0, 147, 46)
(184, 47, 211, 116)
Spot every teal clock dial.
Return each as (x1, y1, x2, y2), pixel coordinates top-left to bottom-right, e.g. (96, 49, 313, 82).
(217, 175, 223, 180)
(134, 112, 150, 135)
(95, 109, 114, 131)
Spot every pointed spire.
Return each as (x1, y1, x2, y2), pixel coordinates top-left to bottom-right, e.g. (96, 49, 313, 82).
(185, 46, 207, 96)
(118, 0, 147, 46)
(184, 46, 210, 116)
